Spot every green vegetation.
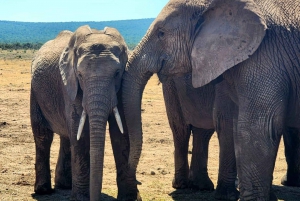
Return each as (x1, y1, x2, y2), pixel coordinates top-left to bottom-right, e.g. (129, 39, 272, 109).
(0, 19, 154, 50)
(0, 42, 43, 50)
(0, 49, 36, 60)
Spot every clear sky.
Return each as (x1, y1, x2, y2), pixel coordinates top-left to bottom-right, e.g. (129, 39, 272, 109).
(0, 0, 169, 22)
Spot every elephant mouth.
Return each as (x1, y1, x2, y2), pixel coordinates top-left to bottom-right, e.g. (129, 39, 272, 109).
(156, 55, 169, 82)
(159, 54, 169, 71)
(76, 106, 123, 140)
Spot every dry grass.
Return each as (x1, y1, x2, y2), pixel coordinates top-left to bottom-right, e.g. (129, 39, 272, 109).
(0, 53, 299, 200)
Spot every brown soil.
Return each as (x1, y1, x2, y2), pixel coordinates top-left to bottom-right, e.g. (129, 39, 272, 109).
(0, 57, 299, 200)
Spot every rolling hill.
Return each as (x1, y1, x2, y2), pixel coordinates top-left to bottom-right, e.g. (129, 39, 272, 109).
(0, 19, 154, 49)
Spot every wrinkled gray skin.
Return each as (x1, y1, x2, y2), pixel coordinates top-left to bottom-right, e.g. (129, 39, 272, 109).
(123, 0, 300, 200)
(163, 76, 216, 191)
(30, 25, 140, 201)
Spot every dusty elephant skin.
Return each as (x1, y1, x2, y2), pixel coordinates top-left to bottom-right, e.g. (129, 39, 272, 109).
(30, 25, 140, 200)
(123, 0, 300, 200)
(162, 76, 226, 192)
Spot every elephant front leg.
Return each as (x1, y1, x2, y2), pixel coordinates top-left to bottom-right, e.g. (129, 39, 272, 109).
(236, 122, 281, 201)
(108, 113, 141, 201)
(188, 127, 214, 191)
(55, 136, 72, 190)
(281, 127, 300, 187)
(213, 86, 239, 201)
(171, 124, 191, 189)
(215, 123, 239, 201)
(162, 80, 190, 189)
(236, 106, 285, 201)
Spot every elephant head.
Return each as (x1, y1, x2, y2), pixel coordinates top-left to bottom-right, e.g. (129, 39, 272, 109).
(123, 0, 266, 180)
(59, 25, 128, 199)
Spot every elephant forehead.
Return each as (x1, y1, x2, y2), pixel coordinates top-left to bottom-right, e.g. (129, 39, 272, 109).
(77, 41, 121, 57)
(85, 34, 119, 47)
(77, 53, 120, 69)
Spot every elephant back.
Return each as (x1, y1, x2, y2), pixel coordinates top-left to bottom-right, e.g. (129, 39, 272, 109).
(254, 0, 300, 27)
(31, 30, 73, 75)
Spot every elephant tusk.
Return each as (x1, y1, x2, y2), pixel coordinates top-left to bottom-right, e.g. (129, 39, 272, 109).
(113, 107, 124, 134)
(77, 110, 87, 140)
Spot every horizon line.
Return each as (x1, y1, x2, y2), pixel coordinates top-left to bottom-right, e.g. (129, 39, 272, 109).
(0, 18, 155, 23)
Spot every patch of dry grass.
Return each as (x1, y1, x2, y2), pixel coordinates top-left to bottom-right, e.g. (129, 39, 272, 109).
(0, 49, 36, 61)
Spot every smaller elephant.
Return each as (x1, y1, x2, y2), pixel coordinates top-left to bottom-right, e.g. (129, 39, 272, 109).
(30, 25, 140, 200)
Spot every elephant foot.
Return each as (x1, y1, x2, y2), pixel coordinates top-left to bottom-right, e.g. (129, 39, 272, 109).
(215, 185, 239, 201)
(117, 180, 142, 201)
(117, 190, 142, 201)
(55, 175, 72, 190)
(188, 173, 214, 191)
(281, 173, 300, 187)
(34, 182, 54, 195)
(55, 182, 72, 190)
(270, 188, 278, 201)
(172, 176, 189, 189)
(70, 192, 89, 201)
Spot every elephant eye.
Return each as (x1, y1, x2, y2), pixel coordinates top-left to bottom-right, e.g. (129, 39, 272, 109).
(114, 70, 120, 79)
(158, 29, 165, 39)
(77, 72, 83, 80)
(77, 47, 85, 56)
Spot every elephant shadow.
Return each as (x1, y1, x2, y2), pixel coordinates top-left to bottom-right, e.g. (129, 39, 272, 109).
(31, 189, 117, 201)
(273, 185, 300, 201)
(169, 189, 216, 201)
(169, 185, 300, 201)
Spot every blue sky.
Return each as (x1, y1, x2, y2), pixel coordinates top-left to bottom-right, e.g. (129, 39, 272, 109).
(0, 0, 169, 22)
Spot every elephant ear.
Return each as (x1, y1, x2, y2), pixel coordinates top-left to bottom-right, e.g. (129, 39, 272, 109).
(59, 25, 92, 101)
(103, 27, 128, 67)
(191, 0, 267, 88)
(103, 27, 127, 48)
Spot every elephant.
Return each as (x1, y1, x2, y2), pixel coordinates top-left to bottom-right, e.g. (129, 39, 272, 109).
(122, 0, 300, 200)
(30, 25, 140, 200)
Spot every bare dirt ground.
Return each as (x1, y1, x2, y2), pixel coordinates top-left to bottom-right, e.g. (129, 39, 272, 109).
(0, 51, 300, 200)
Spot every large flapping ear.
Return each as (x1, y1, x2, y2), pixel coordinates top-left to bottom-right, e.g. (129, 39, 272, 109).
(59, 25, 92, 100)
(191, 0, 267, 88)
(104, 27, 129, 67)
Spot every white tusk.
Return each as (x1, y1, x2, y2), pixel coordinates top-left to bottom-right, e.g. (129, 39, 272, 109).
(77, 110, 87, 140)
(113, 107, 124, 134)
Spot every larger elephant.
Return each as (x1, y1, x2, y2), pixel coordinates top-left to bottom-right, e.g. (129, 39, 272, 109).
(123, 0, 300, 200)
(30, 25, 140, 200)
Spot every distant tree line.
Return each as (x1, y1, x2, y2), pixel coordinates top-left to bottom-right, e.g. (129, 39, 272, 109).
(0, 42, 43, 50)
(0, 19, 153, 51)
(0, 42, 137, 51)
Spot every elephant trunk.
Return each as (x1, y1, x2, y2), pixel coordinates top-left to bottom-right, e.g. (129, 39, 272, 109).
(85, 79, 112, 201)
(122, 64, 153, 179)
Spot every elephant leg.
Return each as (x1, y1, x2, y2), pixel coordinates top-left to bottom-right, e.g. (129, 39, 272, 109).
(189, 127, 214, 191)
(54, 136, 72, 190)
(235, 115, 282, 200)
(162, 79, 190, 189)
(108, 111, 141, 201)
(281, 127, 300, 187)
(30, 92, 54, 194)
(235, 102, 285, 200)
(172, 125, 191, 189)
(213, 85, 239, 201)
